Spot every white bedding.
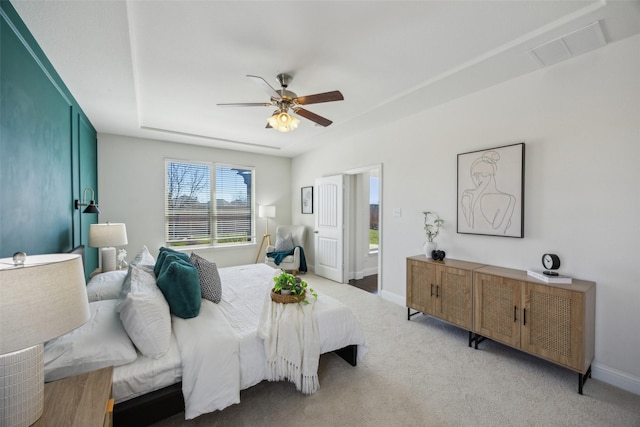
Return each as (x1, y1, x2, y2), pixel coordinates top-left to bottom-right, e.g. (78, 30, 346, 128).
(112, 331, 181, 403)
(172, 300, 241, 419)
(110, 263, 368, 420)
(217, 264, 369, 389)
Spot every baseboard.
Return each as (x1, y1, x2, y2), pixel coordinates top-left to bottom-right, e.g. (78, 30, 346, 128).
(363, 266, 377, 277)
(346, 268, 378, 282)
(592, 362, 640, 396)
(379, 290, 405, 306)
(347, 271, 364, 281)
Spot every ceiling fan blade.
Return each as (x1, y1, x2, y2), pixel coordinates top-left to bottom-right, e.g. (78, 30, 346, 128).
(247, 75, 281, 100)
(294, 90, 344, 105)
(292, 107, 333, 127)
(217, 102, 273, 107)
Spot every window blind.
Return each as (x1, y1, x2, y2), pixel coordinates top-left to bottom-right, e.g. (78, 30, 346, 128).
(214, 166, 253, 244)
(165, 160, 254, 247)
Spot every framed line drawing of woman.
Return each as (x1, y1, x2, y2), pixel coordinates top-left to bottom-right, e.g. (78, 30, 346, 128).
(457, 143, 525, 238)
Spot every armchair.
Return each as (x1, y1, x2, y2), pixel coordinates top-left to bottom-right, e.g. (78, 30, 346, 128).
(265, 225, 307, 275)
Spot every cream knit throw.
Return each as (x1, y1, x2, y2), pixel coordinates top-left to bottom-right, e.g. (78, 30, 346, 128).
(258, 291, 320, 394)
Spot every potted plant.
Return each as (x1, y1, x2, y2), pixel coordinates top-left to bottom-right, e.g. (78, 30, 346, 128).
(272, 271, 318, 304)
(422, 211, 444, 256)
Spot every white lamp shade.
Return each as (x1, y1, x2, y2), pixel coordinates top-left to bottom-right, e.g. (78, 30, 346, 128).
(89, 223, 128, 247)
(0, 254, 90, 355)
(258, 205, 276, 218)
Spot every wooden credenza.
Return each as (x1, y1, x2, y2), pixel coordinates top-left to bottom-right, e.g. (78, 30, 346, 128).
(406, 255, 596, 393)
(33, 366, 114, 427)
(406, 256, 485, 331)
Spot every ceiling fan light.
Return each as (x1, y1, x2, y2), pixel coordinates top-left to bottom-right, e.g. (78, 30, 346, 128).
(279, 113, 289, 123)
(267, 114, 279, 128)
(267, 111, 299, 132)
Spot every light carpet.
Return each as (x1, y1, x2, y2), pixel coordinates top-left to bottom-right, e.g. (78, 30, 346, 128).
(152, 273, 640, 427)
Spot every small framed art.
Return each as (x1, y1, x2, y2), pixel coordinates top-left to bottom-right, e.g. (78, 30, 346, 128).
(301, 186, 313, 214)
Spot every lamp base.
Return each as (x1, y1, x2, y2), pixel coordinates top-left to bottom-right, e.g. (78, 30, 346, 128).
(0, 344, 44, 427)
(101, 247, 116, 272)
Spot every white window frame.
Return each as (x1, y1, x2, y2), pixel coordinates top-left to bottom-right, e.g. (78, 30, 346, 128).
(164, 159, 255, 249)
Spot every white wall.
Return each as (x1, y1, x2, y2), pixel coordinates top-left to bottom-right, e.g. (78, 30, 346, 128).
(98, 134, 291, 267)
(290, 34, 640, 393)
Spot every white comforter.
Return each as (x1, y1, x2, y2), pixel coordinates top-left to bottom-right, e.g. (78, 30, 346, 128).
(172, 263, 368, 420)
(172, 301, 241, 419)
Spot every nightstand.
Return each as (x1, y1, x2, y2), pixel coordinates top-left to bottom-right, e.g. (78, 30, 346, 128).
(33, 366, 114, 427)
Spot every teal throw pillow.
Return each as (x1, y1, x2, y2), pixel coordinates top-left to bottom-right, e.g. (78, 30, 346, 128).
(154, 248, 189, 277)
(156, 258, 201, 319)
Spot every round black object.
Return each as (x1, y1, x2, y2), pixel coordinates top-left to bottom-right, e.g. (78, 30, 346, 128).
(431, 250, 446, 261)
(541, 253, 560, 270)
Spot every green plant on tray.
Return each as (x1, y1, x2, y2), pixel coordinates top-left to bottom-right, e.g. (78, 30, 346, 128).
(273, 271, 318, 304)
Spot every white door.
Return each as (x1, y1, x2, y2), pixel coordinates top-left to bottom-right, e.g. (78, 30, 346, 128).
(314, 175, 344, 283)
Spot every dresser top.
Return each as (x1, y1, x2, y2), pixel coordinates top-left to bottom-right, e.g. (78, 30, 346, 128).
(407, 255, 486, 271)
(475, 264, 596, 291)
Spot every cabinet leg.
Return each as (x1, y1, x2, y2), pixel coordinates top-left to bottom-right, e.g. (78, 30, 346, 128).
(578, 365, 592, 395)
(468, 332, 486, 349)
(407, 307, 418, 320)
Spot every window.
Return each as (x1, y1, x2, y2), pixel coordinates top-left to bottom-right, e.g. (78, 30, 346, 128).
(165, 160, 254, 247)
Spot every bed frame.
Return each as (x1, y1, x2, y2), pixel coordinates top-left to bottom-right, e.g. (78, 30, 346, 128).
(114, 345, 357, 426)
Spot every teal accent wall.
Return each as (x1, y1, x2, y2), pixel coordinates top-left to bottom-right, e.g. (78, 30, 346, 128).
(1, 1, 98, 277)
(78, 114, 99, 274)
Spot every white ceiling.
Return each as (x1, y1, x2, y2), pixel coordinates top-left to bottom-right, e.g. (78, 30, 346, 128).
(11, 1, 640, 158)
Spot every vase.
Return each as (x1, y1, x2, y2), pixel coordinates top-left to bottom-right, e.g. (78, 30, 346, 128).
(424, 241, 437, 258)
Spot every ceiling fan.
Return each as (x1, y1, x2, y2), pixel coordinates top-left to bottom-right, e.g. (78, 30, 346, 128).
(217, 74, 344, 132)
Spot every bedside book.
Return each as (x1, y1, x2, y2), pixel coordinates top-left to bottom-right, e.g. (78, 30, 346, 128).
(527, 269, 572, 284)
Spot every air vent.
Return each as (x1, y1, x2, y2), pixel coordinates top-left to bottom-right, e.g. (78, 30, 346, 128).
(529, 21, 606, 67)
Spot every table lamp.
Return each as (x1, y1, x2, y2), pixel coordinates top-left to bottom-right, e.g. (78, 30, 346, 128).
(89, 222, 128, 272)
(0, 253, 90, 426)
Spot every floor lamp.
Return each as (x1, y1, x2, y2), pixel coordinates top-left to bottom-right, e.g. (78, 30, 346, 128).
(255, 205, 276, 263)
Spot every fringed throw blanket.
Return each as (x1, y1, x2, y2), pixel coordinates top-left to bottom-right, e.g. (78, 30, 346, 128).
(257, 291, 320, 394)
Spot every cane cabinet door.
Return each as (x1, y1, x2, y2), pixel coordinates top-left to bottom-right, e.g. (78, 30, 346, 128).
(433, 266, 473, 330)
(406, 259, 437, 316)
(474, 273, 521, 348)
(521, 283, 584, 371)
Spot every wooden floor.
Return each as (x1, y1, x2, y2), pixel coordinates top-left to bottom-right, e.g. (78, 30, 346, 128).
(348, 274, 378, 294)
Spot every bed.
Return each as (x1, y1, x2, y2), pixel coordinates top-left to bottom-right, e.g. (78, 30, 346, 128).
(44, 247, 368, 426)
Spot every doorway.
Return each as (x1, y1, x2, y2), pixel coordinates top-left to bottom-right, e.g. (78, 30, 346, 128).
(345, 165, 381, 294)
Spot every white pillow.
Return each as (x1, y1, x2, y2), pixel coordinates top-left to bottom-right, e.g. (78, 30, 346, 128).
(116, 264, 154, 304)
(44, 299, 137, 382)
(116, 265, 171, 358)
(275, 233, 294, 252)
(131, 245, 156, 267)
(86, 270, 127, 302)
